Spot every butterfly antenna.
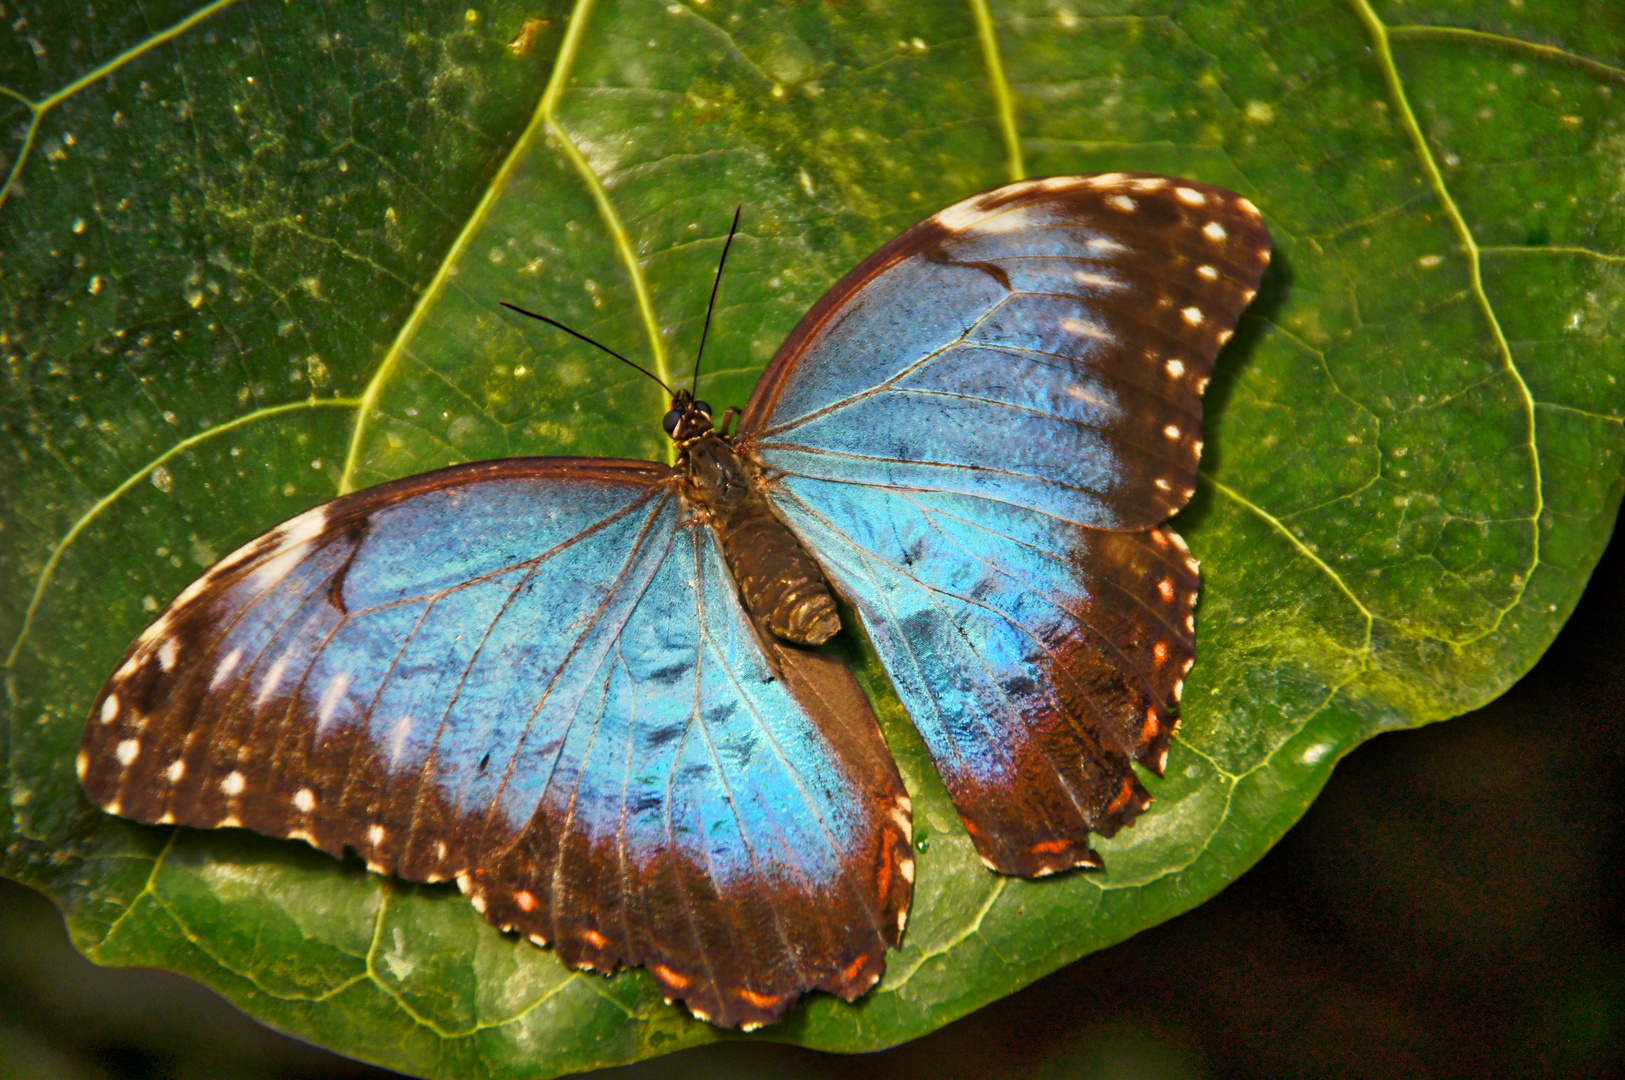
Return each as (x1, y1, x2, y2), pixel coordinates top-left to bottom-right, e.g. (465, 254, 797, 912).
(691, 205, 743, 391)
(500, 303, 675, 396)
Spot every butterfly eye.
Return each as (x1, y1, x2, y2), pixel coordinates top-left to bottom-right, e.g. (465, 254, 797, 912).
(662, 409, 682, 436)
(693, 400, 712, 418)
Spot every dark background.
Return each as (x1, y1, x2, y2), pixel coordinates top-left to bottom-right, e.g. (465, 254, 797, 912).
(5, 513, 1621, 1080)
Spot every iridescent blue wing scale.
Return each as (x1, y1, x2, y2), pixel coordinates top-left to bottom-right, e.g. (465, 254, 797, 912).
(80, 459, 910, 1029)
(740, 173, 1271, 876)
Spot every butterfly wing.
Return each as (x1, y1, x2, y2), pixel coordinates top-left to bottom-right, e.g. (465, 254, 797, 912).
(80, 459, 911, 1029)
(740, 173, 1271, 876)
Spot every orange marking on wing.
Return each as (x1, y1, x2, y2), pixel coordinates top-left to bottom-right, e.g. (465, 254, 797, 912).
(876, 850, 892, 898)
(1106, 777, 1136, 815)
(1153, 641, 1169, 664)
(514, 890, 537, 913)
(840, 954, 870, 985)
(1142, 708, 1160, 742)
(1031, 839, 1071, 855)
(1157, 579, 1175, 602)
(582, 928, 608, 948)
(737, 987, 785, 1010)
(653, 963, 691, 989)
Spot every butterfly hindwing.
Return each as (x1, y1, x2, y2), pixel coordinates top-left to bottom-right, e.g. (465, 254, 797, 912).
(80, 458, 910, 1029)
(742, 173, 1270, 875)
(463, 515, 911, 1028)
(766, 477, 1198, 875)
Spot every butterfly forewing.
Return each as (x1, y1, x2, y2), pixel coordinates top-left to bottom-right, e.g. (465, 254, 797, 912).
(744, 172, 1270, 531)
(742, 173, 1269, 875)
(80, 458, 910, 1029)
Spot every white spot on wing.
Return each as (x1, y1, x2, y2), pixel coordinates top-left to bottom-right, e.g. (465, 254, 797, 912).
(169, 572, 211, 612)
(1237, 197, 1262, 218)
(116, 739, 139, 766)
(977, 204, 1048, 234)
(1065, 383, 1112, 411)
(1071, 270, 1122, 290)
(135, 612, 175, 651)
(932, 200, 985, 233)
(75, 750, 88, 779)
(1086, 236, 1127, 255)
(1175, 186, 1206, 205)
(318, 674, 350, 728)
(1060, 316, 1109, 340)
(1165, 359, 1187, 378)
(1202, 221, 1227, 242)
(387, 716, 413, 765)
(1196, 264, 1219, 281)
(100, 694, 119, 723)
(1084, 172, 1129, 188)
(278, 505, 330, 548)
(221, 771, 245, 796)
(1181, 306, 1205, 326)
(1106, 194, 1137, 212)
(368, 824, 385, 846)
(889, 805, 911, 840)
(251, 543, 311, 591)
(157, 638, 178, 672)
(1130, 176, 1167, 192)
(900, 858, 915, 883)
(165, 759, 185, 782)
(1164, 425, 1182, 440)
(256, 654, 291, 707)
(294, 788, 316, 813)
(211, 648, 243, 690)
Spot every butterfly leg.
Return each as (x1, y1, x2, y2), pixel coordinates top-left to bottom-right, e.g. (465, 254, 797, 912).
(718, 407, 739, 437)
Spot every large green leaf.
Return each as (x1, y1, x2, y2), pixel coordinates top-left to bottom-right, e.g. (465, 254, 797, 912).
(4, 0, 1622, 1075)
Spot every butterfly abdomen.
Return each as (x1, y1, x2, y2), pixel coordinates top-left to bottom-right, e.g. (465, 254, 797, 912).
(684, 434, 839, 646)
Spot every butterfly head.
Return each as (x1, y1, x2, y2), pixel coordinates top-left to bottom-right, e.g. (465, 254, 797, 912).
(663, 390, 716, 446)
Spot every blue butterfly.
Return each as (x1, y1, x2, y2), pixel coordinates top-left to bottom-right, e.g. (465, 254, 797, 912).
(79, 173, 1270, 1029)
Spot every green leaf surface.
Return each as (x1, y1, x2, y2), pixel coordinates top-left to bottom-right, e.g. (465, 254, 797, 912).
(4, 0, 1622, 1076)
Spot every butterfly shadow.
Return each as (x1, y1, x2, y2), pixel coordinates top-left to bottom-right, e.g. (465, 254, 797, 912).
(1171, 245, 1293, 538)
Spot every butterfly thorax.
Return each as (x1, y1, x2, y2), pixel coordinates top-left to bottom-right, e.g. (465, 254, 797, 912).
(671, 396, 840, 647)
